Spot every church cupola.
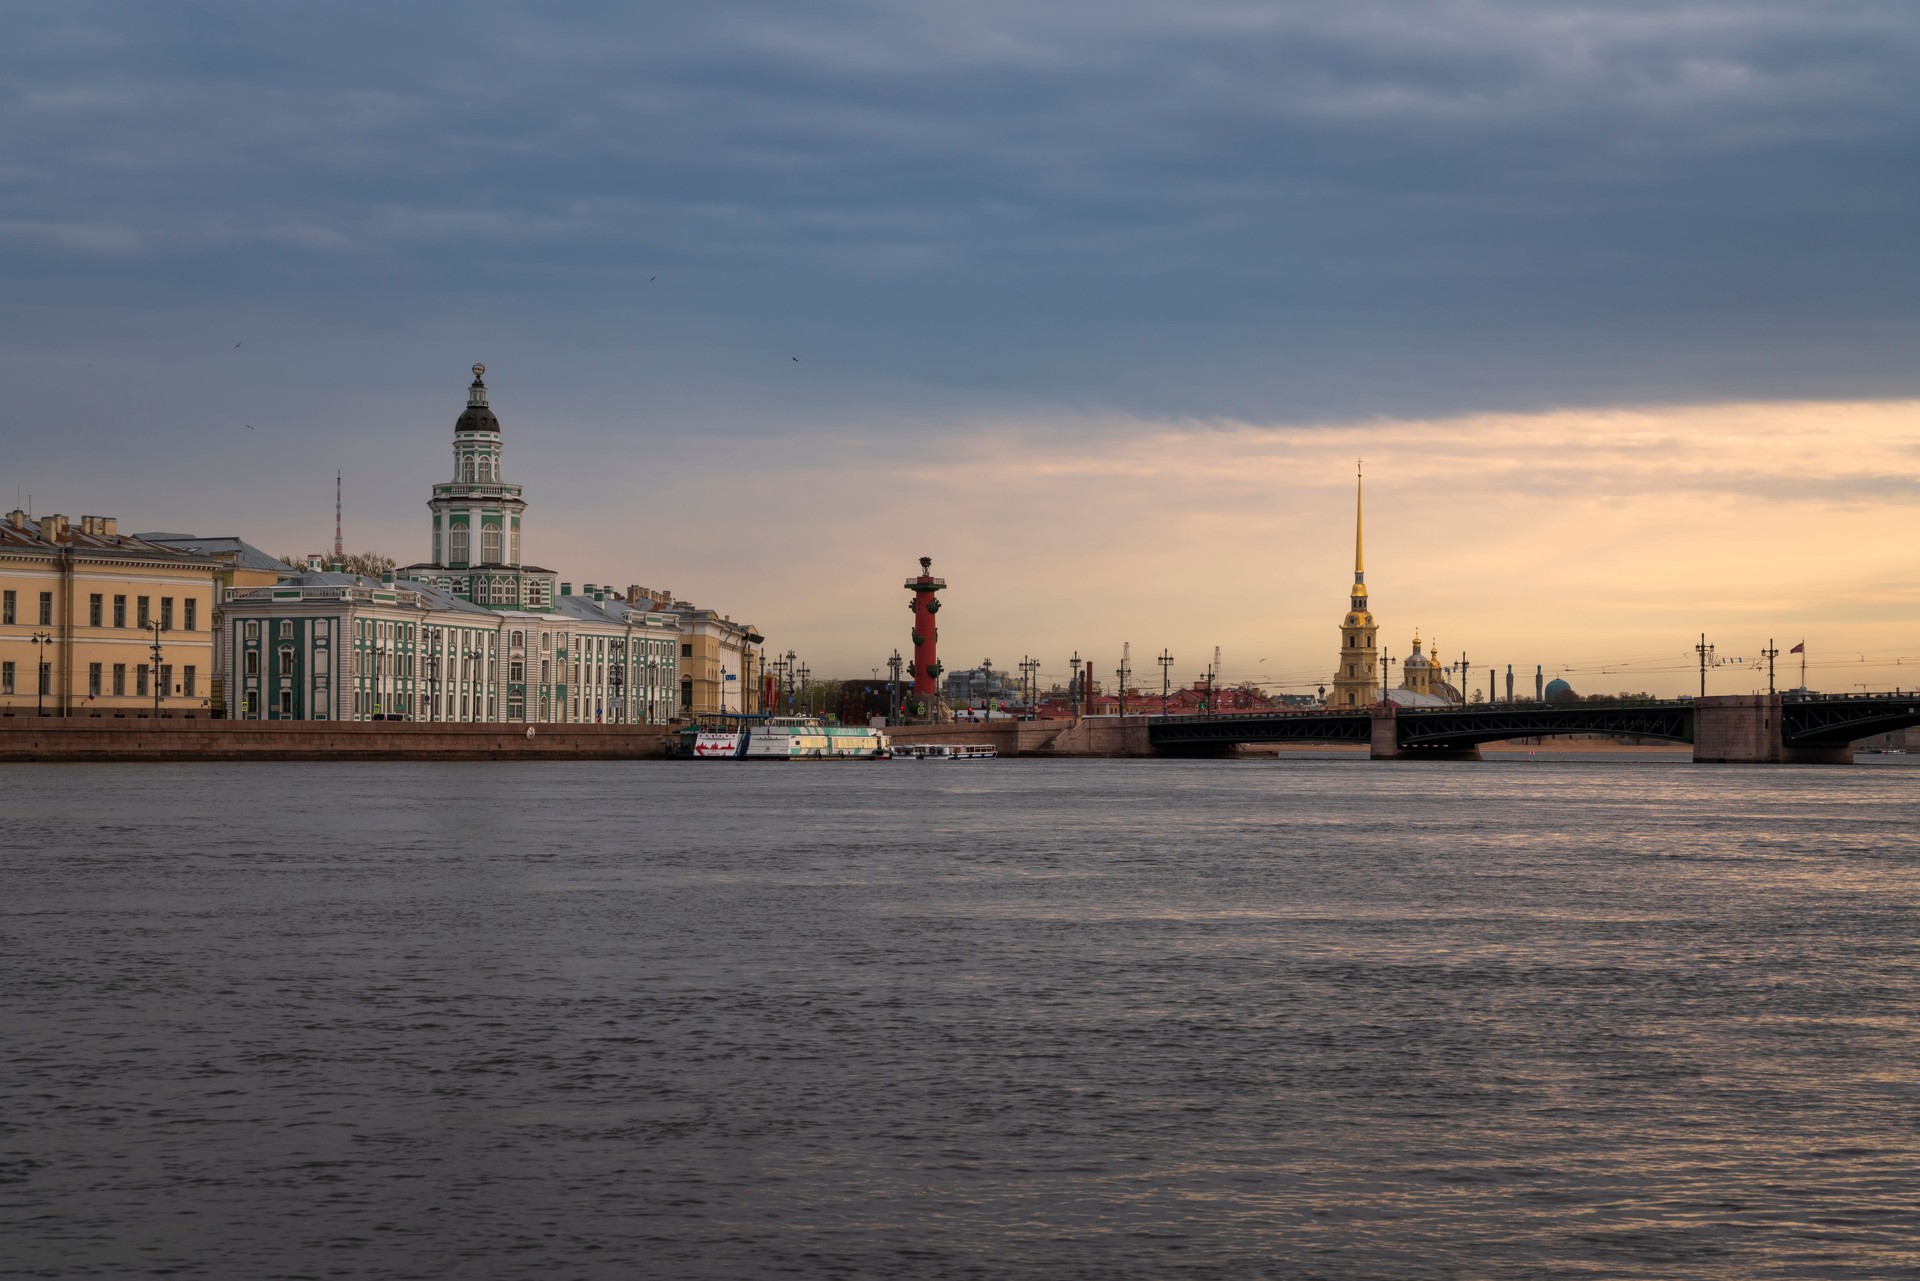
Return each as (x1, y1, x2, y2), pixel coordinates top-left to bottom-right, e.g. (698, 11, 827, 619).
(455, 363, 501, 435)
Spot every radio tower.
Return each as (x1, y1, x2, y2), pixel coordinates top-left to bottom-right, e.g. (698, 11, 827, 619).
(333, 470, 343, 560)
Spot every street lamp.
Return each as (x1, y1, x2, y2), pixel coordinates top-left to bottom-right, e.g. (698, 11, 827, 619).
(463, 648, 484, 720)
(30, 631, 52, 717)
(887, 648, 903, 724)
(148, 620, 164, 717)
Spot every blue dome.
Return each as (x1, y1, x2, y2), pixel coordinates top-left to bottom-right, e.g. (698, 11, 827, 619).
(1544, 677, 1576, 702)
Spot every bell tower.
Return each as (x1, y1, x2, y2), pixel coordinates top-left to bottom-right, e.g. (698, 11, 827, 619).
(1329, 464, 1379, 708)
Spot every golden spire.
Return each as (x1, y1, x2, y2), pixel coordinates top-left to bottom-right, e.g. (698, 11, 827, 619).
(1351, 461, 1366, 597)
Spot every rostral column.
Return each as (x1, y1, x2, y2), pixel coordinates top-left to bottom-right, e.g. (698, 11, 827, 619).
(905, 556, 947, 699)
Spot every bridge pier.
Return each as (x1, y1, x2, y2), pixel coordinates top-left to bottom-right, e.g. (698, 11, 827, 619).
(1370, 708, 1481, 760)
(1693, 694, 1848, 764)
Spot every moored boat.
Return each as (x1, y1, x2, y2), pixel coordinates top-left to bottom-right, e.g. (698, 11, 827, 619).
(674, 715, 889, 760)
(889, 743, 997, 760)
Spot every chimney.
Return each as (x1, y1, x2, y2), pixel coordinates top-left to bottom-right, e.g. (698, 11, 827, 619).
(307, 554, 324, 572)
(561, 582, 572, 596)
(42, 514, 69, 543)
(626, 585, 639, 605)
(380, 569, 395, 586)
(5, 510, 24, 530)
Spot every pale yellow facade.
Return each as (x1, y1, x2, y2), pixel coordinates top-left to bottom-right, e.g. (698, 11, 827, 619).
(0, 511, 222, 718)
(675, 610, 764, 717)
(627, 587, 762, 717)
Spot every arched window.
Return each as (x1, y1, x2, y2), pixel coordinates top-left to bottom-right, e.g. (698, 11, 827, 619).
(450, 527, 469, 565)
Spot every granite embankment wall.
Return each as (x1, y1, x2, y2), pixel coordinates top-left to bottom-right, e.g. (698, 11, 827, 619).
(887, 716, 1154, 758)
(0, 719, 673, 762)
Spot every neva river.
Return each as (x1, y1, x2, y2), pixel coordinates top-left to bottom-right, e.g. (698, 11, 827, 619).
(4, 759, 1919, 1279)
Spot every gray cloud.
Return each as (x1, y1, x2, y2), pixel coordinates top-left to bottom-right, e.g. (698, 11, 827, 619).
(3, 1, 1918, 466)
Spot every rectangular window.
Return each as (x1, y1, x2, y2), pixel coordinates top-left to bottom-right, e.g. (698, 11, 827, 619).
(450, 526, 469, 564)
(89, 594, 103, 627)
(509, 659, 524, 683)
(88, 663, 102, 696)
(245, 650, 259, 676)
(1, 661, 12, 694)
(681, 643, 692, 658)
(136, 666, 149, 697)
(1, 590, 13, 625)
(278, 647, 294, 675)
(136, 596, 150, 629)
(184, 666, 197, 697)
(279, 620, 293, 639)
(482, 527, 502, 564)
(279, 689, 293, 717)
(160, 664, 172, 696)
(184, 599, 197, 631)
(245, 620, 259, 640)
(39, 591, 53, 626)
(112, 663, 126, 696)
(160, 598, 174, 631)
(114, 595, 126, 627)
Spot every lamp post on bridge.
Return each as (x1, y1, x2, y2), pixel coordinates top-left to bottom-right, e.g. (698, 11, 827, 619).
(1761, 639, 1779, 696)
(30, 631, 53, 718)
(1158, 649, 1174, 717)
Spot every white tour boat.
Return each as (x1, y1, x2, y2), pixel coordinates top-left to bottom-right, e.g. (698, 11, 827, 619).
(888, 743, 998, 760)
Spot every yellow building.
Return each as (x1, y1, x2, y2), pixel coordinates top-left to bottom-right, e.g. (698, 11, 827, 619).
(1328, 469, 1380, 709)
(0, 511, 222, 718)
(629, 587, 764, 716)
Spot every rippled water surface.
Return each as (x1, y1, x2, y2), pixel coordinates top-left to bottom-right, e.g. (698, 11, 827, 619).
(4, 759, 1920, 1279)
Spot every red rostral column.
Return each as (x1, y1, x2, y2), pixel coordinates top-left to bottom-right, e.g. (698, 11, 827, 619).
(905, 555, 947, 699)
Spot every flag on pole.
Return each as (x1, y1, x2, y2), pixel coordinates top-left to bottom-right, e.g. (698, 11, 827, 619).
(1789, 642, 1805, 654)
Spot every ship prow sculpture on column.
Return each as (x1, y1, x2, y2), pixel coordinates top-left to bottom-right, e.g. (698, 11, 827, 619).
(903, 555, 951, 723)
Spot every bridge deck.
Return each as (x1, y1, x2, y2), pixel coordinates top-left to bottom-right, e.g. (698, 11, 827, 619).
(1147, 695, 1920, 757)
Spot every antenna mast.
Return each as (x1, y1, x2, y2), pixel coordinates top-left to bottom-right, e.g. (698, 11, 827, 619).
(334, 470, 344, 560)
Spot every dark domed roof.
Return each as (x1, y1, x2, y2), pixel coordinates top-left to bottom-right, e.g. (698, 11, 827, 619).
(456, 401, 499, 434)
(456, 364, 500, 434)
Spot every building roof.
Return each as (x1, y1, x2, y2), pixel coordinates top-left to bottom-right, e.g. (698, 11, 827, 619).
(134, 534, 293, 573)
(1384, 688, 1455, 708)
(0, 513, 221, 567)
(456, 370, 501, 435)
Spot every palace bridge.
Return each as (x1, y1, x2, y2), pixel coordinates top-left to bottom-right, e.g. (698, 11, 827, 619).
(1148, 693, 1920, 763)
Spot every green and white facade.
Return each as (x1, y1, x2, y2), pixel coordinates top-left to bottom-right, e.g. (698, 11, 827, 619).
(221, 366, 680, 722)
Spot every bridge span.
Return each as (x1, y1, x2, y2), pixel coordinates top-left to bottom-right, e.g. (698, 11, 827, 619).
(1148, 694, 1920, 763)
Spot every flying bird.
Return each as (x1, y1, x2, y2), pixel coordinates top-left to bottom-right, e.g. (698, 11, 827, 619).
(791, 356, 799, 362)
(233, 342, 242, 348)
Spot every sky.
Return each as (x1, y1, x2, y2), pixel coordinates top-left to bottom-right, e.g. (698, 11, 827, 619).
(3, 1, 1918, 695)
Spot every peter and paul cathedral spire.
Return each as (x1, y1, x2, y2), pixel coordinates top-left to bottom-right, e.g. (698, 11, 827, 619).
(1352, 462, 1366, 606)
(1329, 462, 1380, 709)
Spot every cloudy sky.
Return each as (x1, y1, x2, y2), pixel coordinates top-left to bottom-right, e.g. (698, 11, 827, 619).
(5, 1, 1918, 694)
